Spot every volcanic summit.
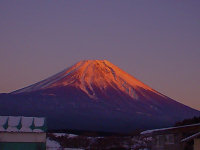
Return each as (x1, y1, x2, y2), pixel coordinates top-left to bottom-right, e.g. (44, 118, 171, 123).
(0, 60, 199, 133)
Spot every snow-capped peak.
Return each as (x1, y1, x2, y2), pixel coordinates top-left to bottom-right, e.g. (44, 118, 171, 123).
(12, 60, 165, 99)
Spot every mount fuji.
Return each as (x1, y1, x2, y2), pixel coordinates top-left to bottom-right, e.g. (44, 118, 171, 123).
(0, 60, 199, 133)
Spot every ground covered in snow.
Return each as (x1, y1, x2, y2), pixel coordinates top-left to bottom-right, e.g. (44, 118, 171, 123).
(46, 133, 151, 150)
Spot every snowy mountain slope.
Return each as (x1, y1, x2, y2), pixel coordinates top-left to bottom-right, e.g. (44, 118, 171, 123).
(0, 60, 199, 133)
(12, 60, 165, 99)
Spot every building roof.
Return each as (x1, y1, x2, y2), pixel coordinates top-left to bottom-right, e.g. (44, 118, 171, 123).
(181, 132, 200, 142)
(0, 116, 46, 133)
(141, 123, 200, 136)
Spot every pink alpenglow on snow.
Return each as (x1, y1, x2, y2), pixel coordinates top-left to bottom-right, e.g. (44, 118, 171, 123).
(0, 60, 199, 133)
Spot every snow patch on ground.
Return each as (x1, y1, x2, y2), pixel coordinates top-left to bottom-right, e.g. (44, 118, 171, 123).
(46, 137, 61, 148)
(53, 133, 67, 137)
(46, 136, 84, 150)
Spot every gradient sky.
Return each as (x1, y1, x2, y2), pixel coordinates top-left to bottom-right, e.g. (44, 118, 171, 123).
(0, 1, 200, 110)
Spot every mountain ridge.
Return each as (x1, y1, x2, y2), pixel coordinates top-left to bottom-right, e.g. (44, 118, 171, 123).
(12, 60, 166, 99)
(0, 60, 199, 133)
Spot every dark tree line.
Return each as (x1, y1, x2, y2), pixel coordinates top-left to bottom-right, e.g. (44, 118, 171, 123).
(175, 116, 200, 127)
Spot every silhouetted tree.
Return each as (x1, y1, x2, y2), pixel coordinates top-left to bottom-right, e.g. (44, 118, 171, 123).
(175, 116, 200, 126)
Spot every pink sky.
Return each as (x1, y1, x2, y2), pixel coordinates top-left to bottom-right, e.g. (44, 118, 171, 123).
(0, 1, 200, 110)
